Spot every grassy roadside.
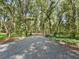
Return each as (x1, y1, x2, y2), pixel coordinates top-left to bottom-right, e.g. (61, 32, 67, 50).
(0, 33, 7, 40)
(49, 36, 79, 46)
(48, 36, 79, 52)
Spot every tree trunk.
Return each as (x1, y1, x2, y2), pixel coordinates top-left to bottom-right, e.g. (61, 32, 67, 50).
(70, 0, 76, 38)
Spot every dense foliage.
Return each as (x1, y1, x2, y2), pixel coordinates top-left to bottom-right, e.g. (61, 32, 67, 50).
(0, 0, 79, 39)
(0, 33, 7, 40)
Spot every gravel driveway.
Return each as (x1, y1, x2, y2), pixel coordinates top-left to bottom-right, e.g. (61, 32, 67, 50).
(0, 36, 79, 59)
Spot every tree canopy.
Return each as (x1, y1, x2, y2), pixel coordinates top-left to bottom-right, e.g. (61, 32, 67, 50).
(0, 0, 79, 38)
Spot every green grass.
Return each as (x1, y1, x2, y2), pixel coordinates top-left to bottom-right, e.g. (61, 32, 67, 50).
(0, 33, 7, 40)
(50, 37, 79, 45)
(48, 33, 79, 45)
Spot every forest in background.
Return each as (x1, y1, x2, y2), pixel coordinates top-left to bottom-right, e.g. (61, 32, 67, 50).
(0, 0, 79, 39)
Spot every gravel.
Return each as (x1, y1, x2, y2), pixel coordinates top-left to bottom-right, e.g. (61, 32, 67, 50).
(0, 36, 79, 59)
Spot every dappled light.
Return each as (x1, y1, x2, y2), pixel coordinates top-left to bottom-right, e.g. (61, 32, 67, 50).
(0, 0, 79, 59)
(0, 44, 9, 52)
(0, 36, 79, 59)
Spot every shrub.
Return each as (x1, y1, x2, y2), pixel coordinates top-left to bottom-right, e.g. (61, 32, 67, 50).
(0, 33, 7, 40)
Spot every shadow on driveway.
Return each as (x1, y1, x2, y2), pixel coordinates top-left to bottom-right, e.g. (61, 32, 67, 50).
(0, 36, 79, 59)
